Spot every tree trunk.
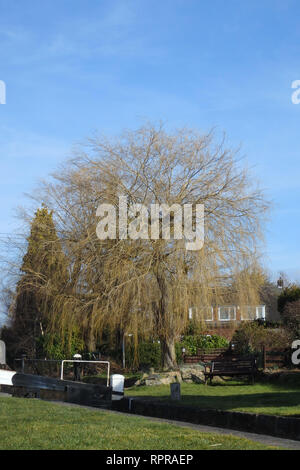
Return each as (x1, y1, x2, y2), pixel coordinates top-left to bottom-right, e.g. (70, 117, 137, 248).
(154, 255, 178, 370)
(161, 337, 177, 370)
(87, 313, 96, 352)
(87, 333, 96, 352)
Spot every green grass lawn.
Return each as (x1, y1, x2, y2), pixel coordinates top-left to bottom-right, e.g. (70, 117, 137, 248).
(0, 397, 278, 450)
(127, 380, 300, 416)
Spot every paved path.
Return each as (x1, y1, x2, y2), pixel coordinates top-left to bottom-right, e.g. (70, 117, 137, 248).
(2, 392, 300, 449)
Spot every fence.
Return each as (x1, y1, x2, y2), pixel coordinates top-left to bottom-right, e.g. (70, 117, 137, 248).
(261, 347, 290, 370)
(183, 346, 291, 370)
(14, 358, 62, 377)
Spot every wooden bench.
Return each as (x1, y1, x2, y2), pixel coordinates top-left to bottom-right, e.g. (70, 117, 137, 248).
(204, 358, 257, 384)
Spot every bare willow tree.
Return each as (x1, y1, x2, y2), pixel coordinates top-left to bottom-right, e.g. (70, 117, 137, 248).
(26, 124, 268, 369)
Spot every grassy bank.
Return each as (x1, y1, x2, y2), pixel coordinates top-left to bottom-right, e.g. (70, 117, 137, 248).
(0, 397, 278, 450)
(127, 380, 300, 416)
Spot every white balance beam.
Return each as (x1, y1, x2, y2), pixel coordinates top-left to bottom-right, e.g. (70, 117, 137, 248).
(0, 369, 16, 386)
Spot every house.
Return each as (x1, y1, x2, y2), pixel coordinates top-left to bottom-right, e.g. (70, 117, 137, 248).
(188, 305, 266, 340)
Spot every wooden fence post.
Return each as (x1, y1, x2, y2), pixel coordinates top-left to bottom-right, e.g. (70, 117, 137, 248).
(262, 346, 266, 370)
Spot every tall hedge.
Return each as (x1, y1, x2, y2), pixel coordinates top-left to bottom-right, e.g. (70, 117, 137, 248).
(278, 285, 300, 313)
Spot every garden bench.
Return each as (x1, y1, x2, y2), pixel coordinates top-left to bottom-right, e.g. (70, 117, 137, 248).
(204, 357, 257, 384)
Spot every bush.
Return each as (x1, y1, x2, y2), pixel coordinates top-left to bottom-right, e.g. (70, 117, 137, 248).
(126, 341, 162, 370)
(183, 320, 206, 336)
(278, 285, 300, 313)
(124, 335, 229, 369)
(138, 342, 161, 369)
(175, 342, 184, 364)
(37, 329, 85, 360)
(232, 321, 291, 355)
(282, 299, 300, 338)
(179, 334, 229, 356)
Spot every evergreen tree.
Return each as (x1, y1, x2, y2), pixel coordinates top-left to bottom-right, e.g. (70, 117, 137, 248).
(11, 207, 68, 357)
(278, 285, 300, 314)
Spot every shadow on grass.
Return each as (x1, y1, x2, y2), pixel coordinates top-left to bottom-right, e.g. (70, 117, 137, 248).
(129, 391, 300, 412)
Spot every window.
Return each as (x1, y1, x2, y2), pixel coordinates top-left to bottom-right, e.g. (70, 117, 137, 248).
(200, 307, 214, 322)
(241, 305, 266, 320)
(188, 307, 194, 320)
(256, 305, 266, 320)
(188, 306, 214, 321)
(218, 306, 236, 321)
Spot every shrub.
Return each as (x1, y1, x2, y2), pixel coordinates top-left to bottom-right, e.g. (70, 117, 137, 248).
(232, 321, 291, 354)
(183, 320, 206, 336)
(175, 342, 184, 364)
(124, 335, 229, 369)
(282, 299, 300, 338)
(278, 285, 300, 313)
(179, 334, 229, 356)
(37, 329, 85, 360)
(138, 342, 161, 369)
(126, 341, 162, 370)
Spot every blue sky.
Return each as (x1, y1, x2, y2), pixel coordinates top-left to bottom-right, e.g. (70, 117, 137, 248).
(0, 0, 299, 283)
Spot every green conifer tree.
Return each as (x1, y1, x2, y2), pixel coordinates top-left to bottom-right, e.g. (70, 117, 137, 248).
(12, 207, 68, 357)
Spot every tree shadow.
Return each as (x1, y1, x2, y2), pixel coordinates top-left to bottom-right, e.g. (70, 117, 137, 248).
(127, 389, 300, 413)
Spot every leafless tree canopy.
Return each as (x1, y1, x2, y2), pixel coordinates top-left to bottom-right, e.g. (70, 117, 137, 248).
(8, 124, 270, 368)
